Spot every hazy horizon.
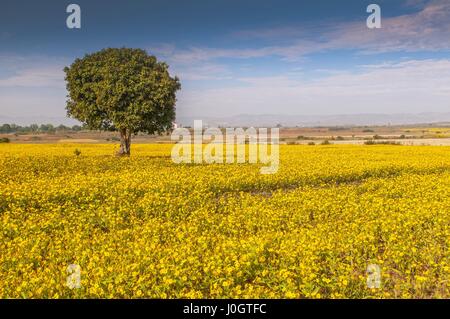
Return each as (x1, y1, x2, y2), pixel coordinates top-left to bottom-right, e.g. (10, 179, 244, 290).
(2, 111, 450, 127)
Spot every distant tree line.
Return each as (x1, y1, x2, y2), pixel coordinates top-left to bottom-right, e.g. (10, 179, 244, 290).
(0, 123, 84, 134)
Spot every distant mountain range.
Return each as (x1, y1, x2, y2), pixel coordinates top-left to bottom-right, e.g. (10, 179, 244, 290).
(1, 112, 450, 127)
(177, 112, 450, 127)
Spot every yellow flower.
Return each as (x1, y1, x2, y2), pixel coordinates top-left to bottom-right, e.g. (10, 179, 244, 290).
(0, 143, 448, 299)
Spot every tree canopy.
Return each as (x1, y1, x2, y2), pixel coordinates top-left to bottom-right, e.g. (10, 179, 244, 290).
(64, 48, 181, 155)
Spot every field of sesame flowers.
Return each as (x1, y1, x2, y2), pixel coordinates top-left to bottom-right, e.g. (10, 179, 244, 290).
(0, 143, 449, 299)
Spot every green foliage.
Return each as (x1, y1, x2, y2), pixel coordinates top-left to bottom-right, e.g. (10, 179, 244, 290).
(0, 137, 10, 143)
(64, 48, 181, 136)
(328, 127, 347, 131)
(364, 140, 402, 145)
(0, 124, 11, 133)
(0, 123, 75, 134)
(39, 124, 55, 133)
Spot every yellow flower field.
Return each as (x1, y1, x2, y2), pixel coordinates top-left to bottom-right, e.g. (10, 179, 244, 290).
(0, 144, 449, 298)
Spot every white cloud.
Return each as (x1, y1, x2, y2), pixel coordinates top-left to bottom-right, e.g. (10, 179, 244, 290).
(0, 67, 65, 88)
(155, 45, 279, 65)
(176, 59, 450, 117)
(172, 62, 232, 81)
(0, 56, 69, 119)
(156, 0, 450, 65)
(0, 55, 67, 88)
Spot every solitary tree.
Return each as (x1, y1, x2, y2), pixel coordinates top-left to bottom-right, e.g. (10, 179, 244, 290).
(64, 48, 181, 155)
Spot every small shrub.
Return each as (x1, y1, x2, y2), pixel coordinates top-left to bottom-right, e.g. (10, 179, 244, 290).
(329, 127, 347, 131)
(308, 142, 316, 145)
(364, 140, 401, 145)
(74, 149, 82, 156)
(0, 137, 10, 143)
(321, 140, 331, 145)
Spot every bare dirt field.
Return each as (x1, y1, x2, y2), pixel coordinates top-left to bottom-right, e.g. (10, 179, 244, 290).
(1, 124, 449, 145)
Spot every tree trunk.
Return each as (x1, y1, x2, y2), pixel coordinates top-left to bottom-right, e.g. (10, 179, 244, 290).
(117, 128, 131, 156)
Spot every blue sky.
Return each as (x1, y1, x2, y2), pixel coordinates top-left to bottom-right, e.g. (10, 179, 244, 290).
(1, 0, 450, 124)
